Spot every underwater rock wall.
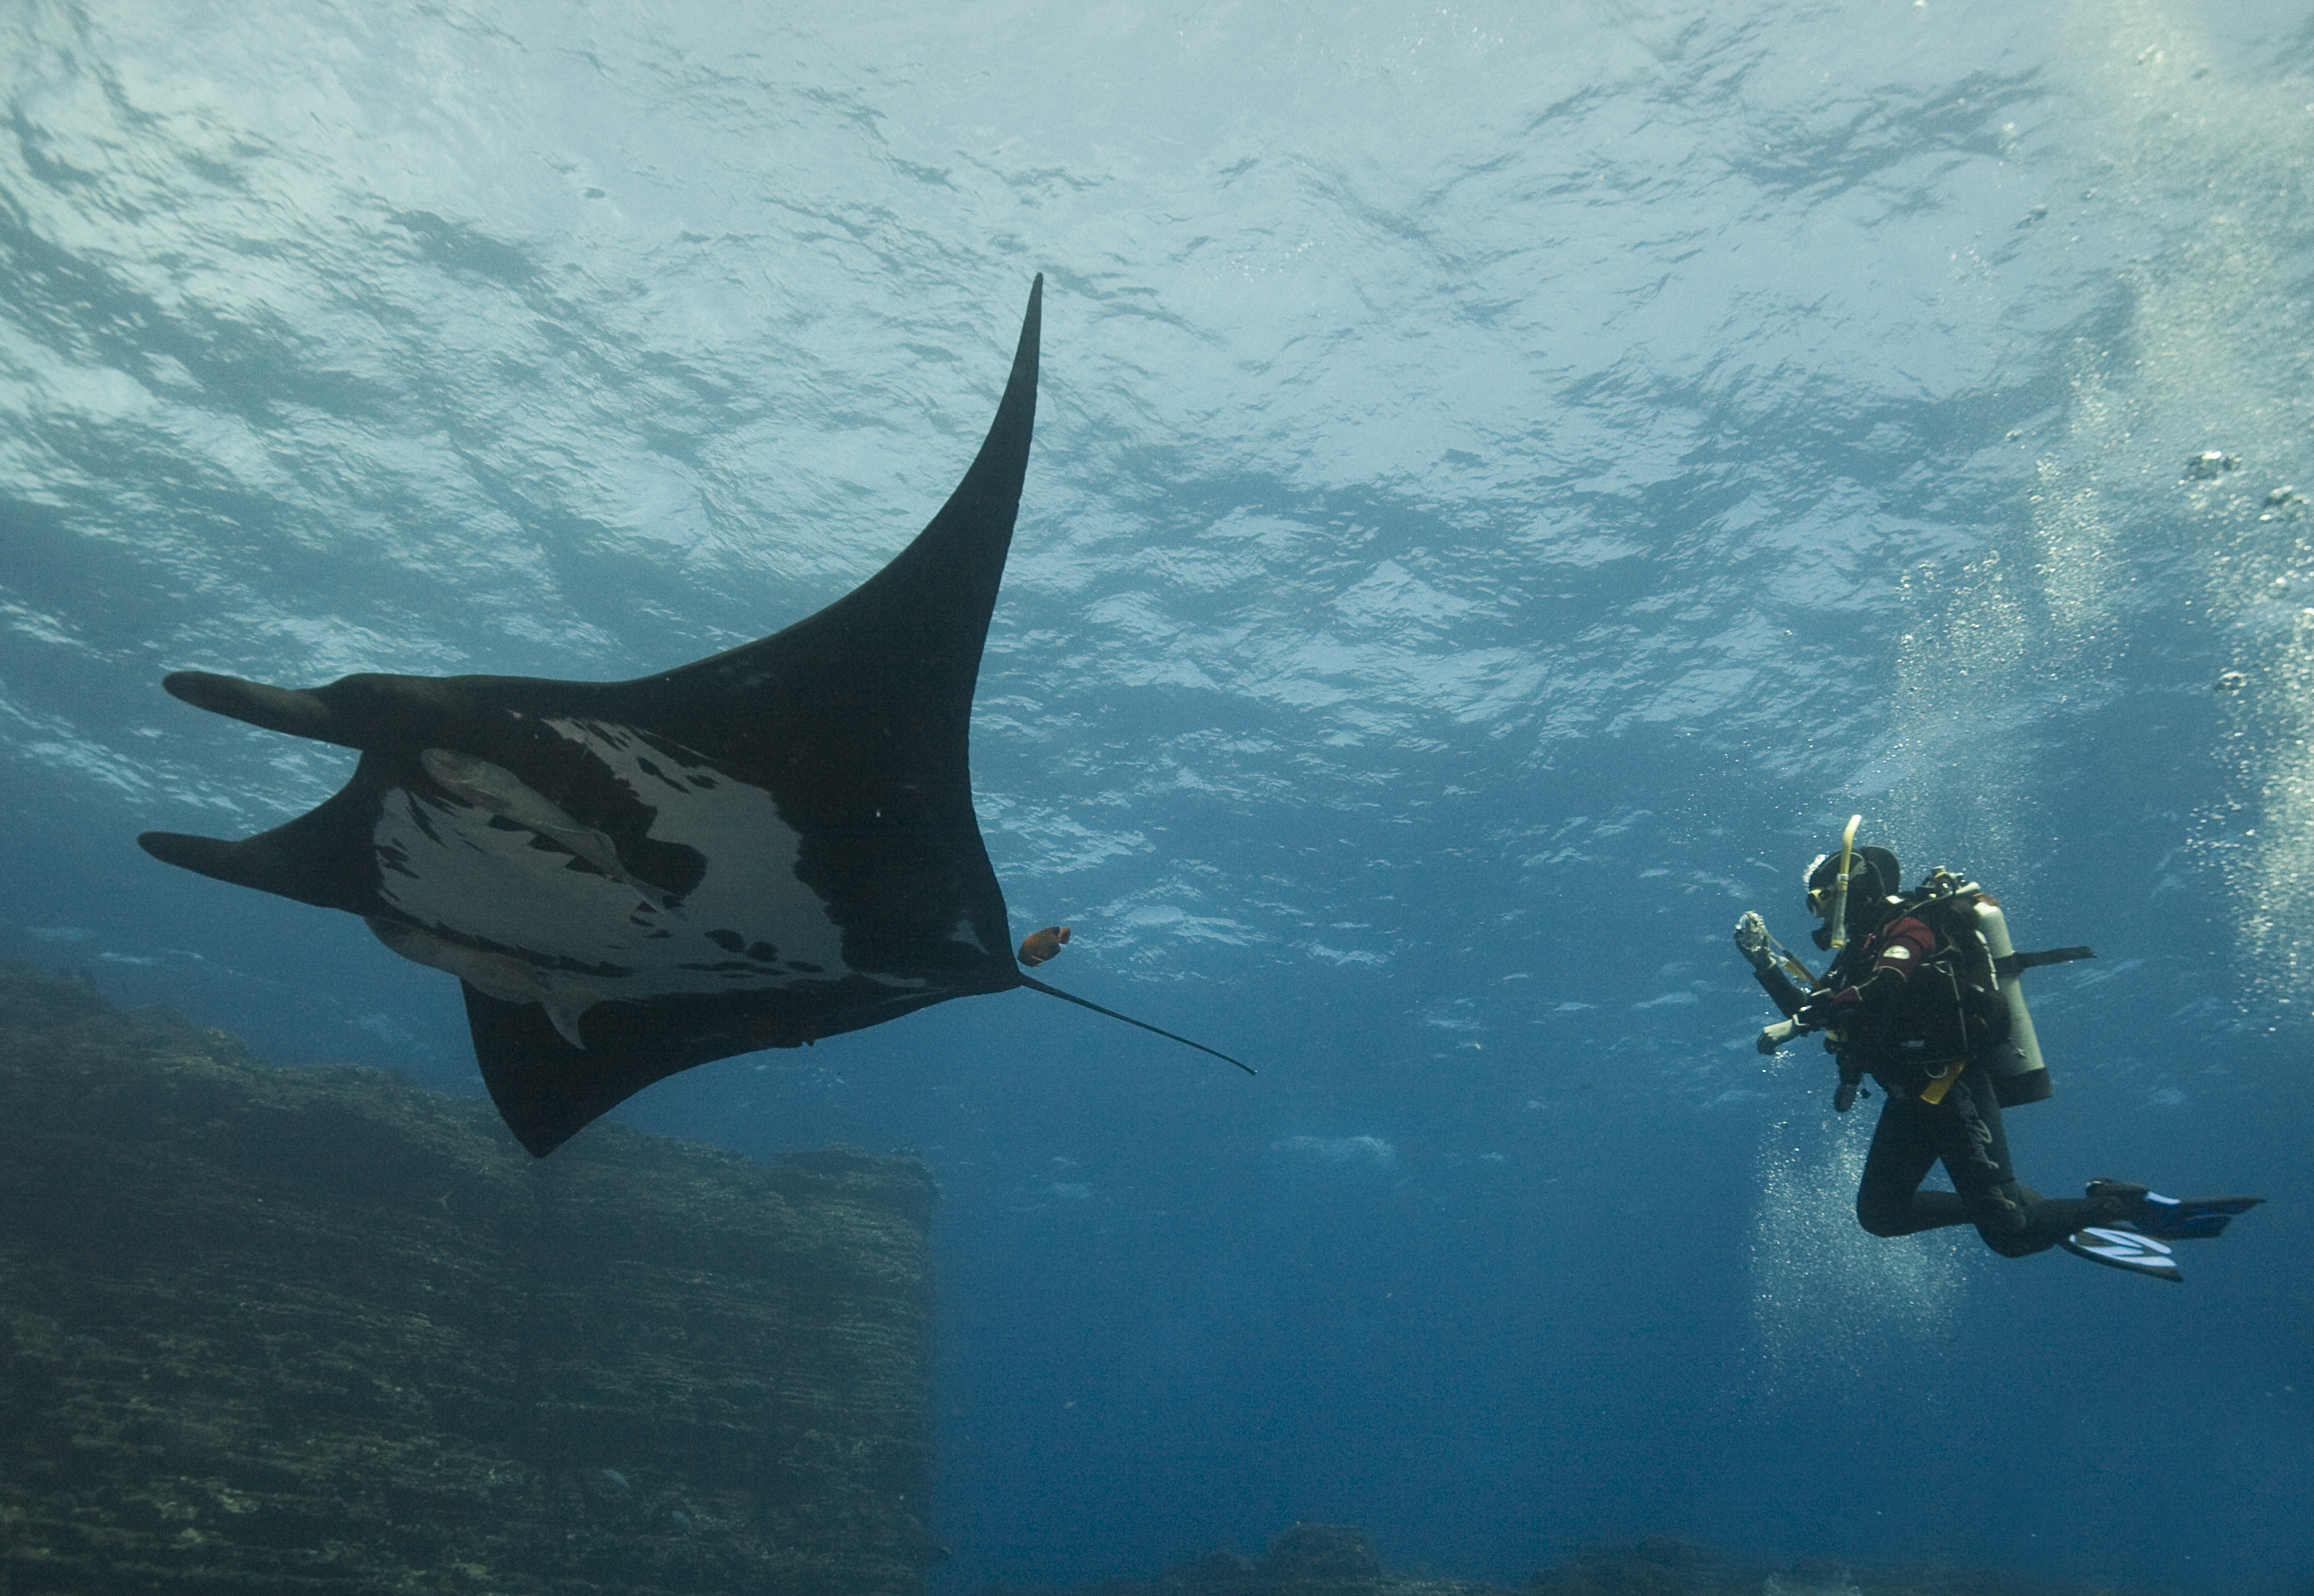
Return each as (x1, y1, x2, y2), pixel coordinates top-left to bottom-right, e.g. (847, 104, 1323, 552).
(0, 961, 942, 1595)
(965, 1524, 2174, 1596)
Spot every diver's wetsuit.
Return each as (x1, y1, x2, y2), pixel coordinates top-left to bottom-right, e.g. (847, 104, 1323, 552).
(1851, 1056, 2108, 1257)
(1749, 909, 2113, 1259)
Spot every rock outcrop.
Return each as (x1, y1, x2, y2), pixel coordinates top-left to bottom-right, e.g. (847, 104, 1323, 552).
(0, 961, 941, 1594)
(967, 1526, 2171, 1596)
(965, 1522, 1509, 1596)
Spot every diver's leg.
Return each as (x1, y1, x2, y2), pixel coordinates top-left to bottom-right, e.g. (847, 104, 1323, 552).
(1940, 1070, 2109, 1257)
(1855, 1093, 1968, 1237)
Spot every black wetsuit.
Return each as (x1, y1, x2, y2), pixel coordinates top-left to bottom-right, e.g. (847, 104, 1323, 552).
(1750, 912, 2110, 1259)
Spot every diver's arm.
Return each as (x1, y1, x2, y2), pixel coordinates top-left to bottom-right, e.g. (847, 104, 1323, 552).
(1756, 941, 1876, 1054)
(1756, 964, 1874, 1110)
(1792, 965, 1899, 1031)
(1753, 961, 1809, 1016)
(1788, 917, 1932, 1032)
(1770, 919, 1933, 1101)
(1733, 912, 1811, 1017)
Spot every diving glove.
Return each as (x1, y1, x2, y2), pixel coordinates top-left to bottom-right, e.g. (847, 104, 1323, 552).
(1733, 911, 1773, 971)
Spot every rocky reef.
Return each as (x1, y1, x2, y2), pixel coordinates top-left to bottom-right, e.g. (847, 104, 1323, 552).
(1015, 1522, 1505, 1595)
(0, 961, 942, 1594)
(968, 1523, 2170, 1596)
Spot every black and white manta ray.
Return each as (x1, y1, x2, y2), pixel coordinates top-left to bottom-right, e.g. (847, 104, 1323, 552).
(139, 277, 1248, 1156)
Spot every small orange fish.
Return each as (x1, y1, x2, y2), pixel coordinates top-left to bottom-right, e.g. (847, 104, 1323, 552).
(1018, 925, 1071, 966)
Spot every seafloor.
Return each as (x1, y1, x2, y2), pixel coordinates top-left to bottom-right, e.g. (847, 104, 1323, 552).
(969, 1523, 2172, 1596)
(0, 960, 942, 1595)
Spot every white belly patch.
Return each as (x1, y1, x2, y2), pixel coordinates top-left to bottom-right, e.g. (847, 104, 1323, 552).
(367, 717, 918, 1044)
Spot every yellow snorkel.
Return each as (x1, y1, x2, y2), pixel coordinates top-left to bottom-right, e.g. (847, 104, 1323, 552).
(1827, 813, 1861, 950)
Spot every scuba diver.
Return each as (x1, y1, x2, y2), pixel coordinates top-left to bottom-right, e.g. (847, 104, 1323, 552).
(1735, 818, 2260, 1282)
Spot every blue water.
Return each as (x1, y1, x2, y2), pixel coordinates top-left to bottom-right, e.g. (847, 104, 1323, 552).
(4, 3, 2312, 1591)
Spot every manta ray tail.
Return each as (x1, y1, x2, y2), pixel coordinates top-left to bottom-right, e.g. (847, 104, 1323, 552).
(1014, 973, 1256, 1075)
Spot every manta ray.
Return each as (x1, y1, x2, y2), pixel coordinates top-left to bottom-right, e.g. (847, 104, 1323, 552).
(139, 277, 1248, 1156)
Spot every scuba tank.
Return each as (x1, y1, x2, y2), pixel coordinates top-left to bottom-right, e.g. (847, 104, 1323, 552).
(1969, 895, 2056, 1107)
(1904, 868, 2067, 1108)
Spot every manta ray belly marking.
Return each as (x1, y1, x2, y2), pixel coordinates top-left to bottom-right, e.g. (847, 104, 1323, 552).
(416, 746, 672, 909)
(369, 717, 905, 1044)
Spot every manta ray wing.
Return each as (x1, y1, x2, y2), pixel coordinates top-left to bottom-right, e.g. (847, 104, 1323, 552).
(141, 278, 1044, 1155)
(462, 972, 963, 1157)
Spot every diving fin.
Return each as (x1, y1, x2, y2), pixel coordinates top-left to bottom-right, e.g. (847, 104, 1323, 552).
(2059, 1225, 2184, 1283)
(2130, 1192, 2264, 1242)
(2085, 1179, 2265, 1241)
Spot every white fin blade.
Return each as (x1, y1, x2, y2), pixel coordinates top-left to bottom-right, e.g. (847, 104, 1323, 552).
(2060, 1225, 2184, 1283)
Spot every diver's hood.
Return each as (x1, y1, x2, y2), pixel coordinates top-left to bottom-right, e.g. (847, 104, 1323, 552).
(1805, 844, 1903, 948)
(1804, 844, 1902, 902)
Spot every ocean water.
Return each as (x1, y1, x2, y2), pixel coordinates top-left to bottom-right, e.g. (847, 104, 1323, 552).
(3, 2, 2311, 1592)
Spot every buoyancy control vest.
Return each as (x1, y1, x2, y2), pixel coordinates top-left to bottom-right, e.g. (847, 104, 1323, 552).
(1848, 869, 2080, 1108)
